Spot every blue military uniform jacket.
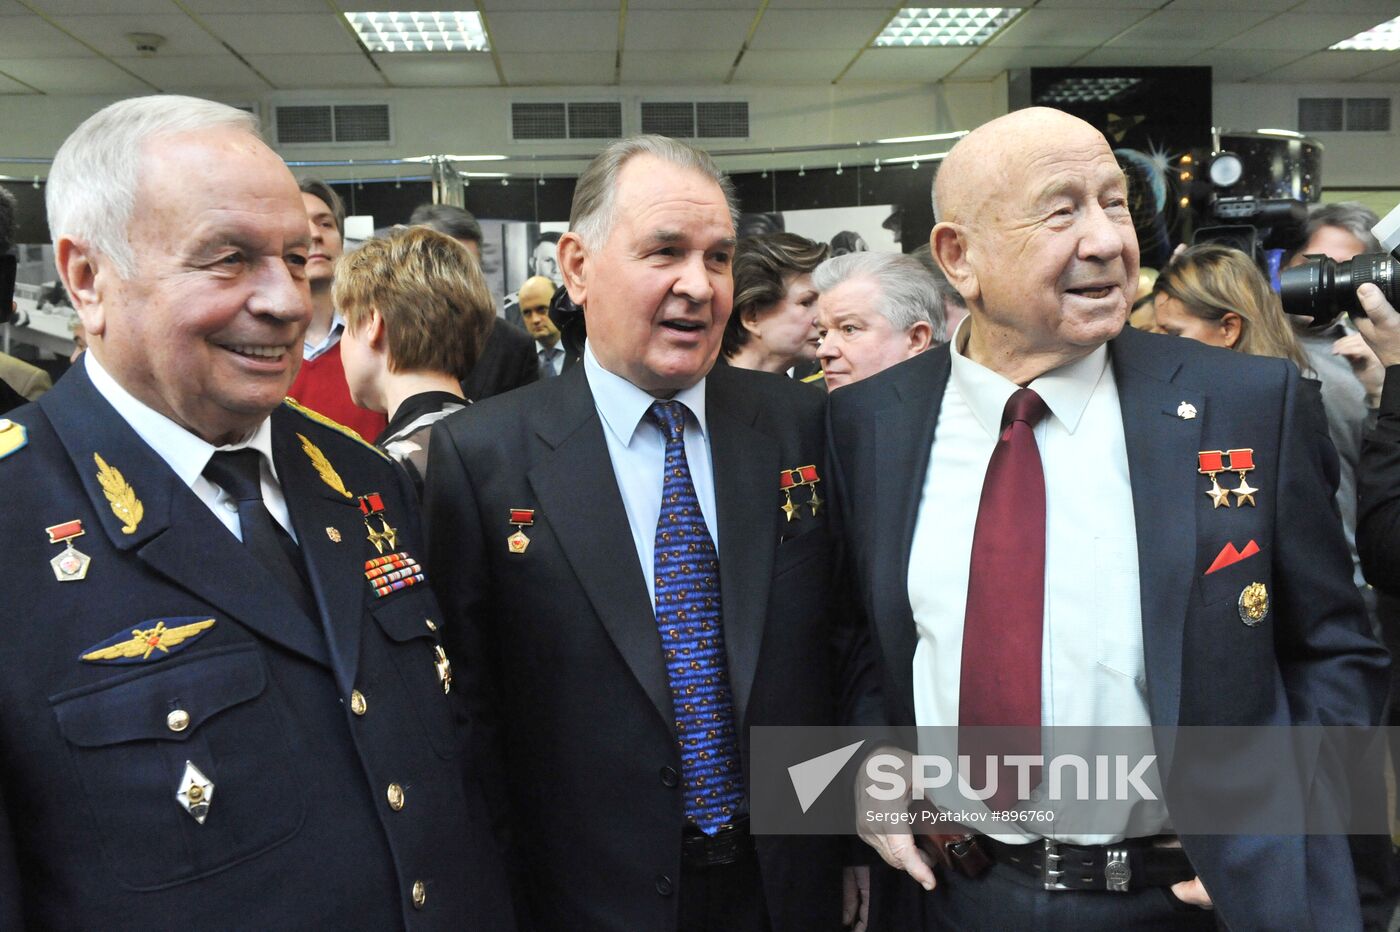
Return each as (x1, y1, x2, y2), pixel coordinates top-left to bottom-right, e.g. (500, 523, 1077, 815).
(0, 362, 514, 931)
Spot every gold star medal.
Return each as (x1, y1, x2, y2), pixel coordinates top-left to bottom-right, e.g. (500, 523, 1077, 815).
(1197, 450, 1231, 509)
(793, 464, 823, 517)
(1226, 448, 1257, 507)
(507, 508, 534, 553)
(779, 470, 799, 523)
(45, 518, 91, 582)
(358, 493, 397, 554)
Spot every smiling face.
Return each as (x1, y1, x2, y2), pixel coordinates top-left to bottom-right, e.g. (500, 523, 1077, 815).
(563, 154, 735, 395)
(303, 192, 342, 286)
(92, 128, 312, 444)
(936, 110, 1138, 378)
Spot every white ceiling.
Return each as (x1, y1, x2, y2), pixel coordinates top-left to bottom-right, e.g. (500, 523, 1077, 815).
(1, 0, 1400, 94)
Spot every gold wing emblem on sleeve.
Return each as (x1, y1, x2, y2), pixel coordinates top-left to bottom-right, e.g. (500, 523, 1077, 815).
(93, 452, 144, 534)
(297, 433, 353, 499)
(80, 619, 216, 663)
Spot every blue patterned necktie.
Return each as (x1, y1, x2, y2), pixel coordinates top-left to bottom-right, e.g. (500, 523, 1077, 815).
(647, 400, 745, 834)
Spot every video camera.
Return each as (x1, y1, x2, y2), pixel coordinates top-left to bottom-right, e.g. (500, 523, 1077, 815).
(1191, 196, 1308, 272)
(1279, 201, 1400, 322)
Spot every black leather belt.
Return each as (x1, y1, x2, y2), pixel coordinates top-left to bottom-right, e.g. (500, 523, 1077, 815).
(680, 817, 752, 869)
(981, 835, 1195, 892)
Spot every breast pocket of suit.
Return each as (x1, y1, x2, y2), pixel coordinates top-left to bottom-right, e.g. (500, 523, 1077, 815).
(1197, 551, 1272, 625)
(48, 642, 305, 890)
(370, 590, 461, 760)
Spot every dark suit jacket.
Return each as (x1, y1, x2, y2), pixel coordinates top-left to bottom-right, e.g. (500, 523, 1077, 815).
(425, 362, 867, 932)
(828, 326, 1388, 931)
(0, 364, 513, 931)
(462, 318, 540, 402)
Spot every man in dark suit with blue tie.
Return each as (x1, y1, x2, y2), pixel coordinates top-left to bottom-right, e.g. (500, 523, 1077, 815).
(427, 135, 870, 931)
(0, 95, 512, 930)
(828, 107, 1387, 930)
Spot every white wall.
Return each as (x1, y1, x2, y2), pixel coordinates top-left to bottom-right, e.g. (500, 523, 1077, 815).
(1215, 81, 1400, 190)
(0, 78, 1009, 181)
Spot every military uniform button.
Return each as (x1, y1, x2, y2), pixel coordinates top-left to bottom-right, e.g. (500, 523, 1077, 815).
(655, 874, 673, 896)
(659, 766, 679, 787)
(350, 690, 367, 716)
(387, 783, 405, 811)
(411, 880, 426, 909)
(424, 618, 437, 632)
(166, 709, 190, 732)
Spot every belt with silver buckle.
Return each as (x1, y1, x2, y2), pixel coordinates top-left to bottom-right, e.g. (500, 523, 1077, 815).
(979, 835, 1194, 893)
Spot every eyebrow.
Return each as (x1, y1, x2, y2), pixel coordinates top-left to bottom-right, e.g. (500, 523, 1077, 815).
(644, 230, 738, 249)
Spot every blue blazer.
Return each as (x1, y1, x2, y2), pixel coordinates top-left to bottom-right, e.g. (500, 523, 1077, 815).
(0, 363, 514, 930)
(827, 325, 1388, 931)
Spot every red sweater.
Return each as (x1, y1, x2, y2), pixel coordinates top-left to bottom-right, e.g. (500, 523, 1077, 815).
(287, 342, 387, 442)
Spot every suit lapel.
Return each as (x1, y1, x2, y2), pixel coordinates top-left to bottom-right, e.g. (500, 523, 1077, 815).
(706, 367, 779, 728)
(872, 348, 949, 722)
(271, 408, 370, 691)
(526, 367, 675, 731)
(1110, 328, 1203, 729)
(40, 366, 332, 666)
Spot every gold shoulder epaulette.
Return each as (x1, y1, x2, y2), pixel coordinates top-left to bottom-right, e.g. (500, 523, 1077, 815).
(800, 371, 826, 384)
(282, 398, 390, 461)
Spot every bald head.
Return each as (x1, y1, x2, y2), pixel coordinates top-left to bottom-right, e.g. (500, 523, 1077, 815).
(929, 106, 1138, 383)
(935, 107, 1110, 228)
(518, 274, 560, 345)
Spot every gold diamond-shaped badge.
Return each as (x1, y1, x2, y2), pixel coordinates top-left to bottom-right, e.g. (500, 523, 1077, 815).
(1238, 582, 1269, 627)
(176, 760, 215, 825)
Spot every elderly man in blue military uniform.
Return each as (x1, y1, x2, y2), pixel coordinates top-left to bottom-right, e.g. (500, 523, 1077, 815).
(0, 95, 513, 930)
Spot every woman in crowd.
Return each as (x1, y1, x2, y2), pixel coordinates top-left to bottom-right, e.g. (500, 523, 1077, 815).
(1151, 243, 1312, 373)
(722, 232, 829, 376)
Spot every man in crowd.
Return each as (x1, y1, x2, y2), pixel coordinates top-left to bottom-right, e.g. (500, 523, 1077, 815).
(518, 273, 574, 377)
(286, 178, 387, 441)
(409, 202, 539, 401)
(426, 134, 872, 931)
(0, 95, 512, 929)
(828, 107, 1386, 929)
(813, 251, 943, 391)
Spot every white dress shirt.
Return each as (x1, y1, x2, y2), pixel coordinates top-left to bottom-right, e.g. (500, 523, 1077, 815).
(536, 339, 565, 376)
(85, 352, 296, 542)
(907, 321, 1163, 843)
(583, 341, 719, 607)
(303, 311, 345, 362)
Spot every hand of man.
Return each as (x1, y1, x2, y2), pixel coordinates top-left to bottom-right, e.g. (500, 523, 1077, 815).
(1170, 875, 1214, 909)
(853, 746, 937, 892)
(1333, 332, 1386, 406)
(841, 865, 870, 931)
(1354, 283, 1400, 368)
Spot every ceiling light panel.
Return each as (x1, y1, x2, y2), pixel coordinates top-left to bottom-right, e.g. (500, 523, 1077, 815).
(875, 7, 1022, 48)
(345, 11, 489, 53)
(1331, 14, 1400, 51)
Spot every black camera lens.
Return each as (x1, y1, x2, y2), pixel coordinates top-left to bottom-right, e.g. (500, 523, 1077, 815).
(1278, 252, 1400, 322)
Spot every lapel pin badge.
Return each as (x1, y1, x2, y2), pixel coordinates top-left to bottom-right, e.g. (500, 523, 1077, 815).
(326, 526, 342, 543)
(46, 518, 91, 582)
(1177, 402, 1197, 420)
(1197, 450, 1231, 509)
(176, 760, 215, 825)
(507, 508, 534, 553)
(1238, 581, 1269, 626)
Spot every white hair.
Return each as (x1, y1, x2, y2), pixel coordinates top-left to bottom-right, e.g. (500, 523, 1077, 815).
(46, 95, 259, 279)
(569, 134, 738, 251)
(813, 251, 947, 342)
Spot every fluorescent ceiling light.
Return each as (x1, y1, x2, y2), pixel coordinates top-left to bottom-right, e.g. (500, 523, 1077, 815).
(1037, 76, 1142, 106)
(883, 151, 953, 164)
(1331, 14, 1400, 51)
(346, 11, 488, 53)
(876, 131, 968, 144)
(875, 8, 1021, 48)
(401, 154, 506, 163)
(1256, 128, 1305, 138)
(458, 171, 509, 178)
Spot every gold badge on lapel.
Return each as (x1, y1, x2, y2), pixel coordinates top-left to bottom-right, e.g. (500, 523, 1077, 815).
(296, 433, 353, 499)
(507, 508, 534, 553)
(326, 527, 342, 543)
(93, 452, 144, 534)
(46, 518, 91, 582)
(433, 644, 453, 694)
(1238, 582, 1269, 626)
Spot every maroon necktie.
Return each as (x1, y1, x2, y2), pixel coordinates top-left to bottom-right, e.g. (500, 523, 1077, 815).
(959, 387, 1048, 811)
